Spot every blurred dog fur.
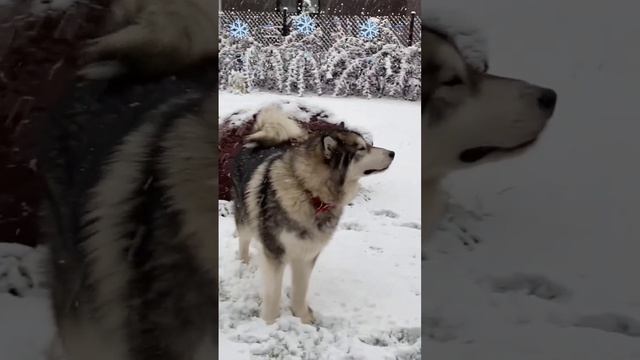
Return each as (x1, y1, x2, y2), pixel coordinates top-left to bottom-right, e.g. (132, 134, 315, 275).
(42, 0, 217, 359)
(78, 0, 217, 79)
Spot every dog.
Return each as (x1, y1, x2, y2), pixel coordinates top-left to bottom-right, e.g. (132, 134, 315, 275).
(77, 0, 216, 79)
(40, 0, 217, 359)
(231, 104, 395, 324)
(423, 24, 557, 242)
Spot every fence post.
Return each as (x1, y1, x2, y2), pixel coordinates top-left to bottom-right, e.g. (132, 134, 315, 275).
(282, 7, 289, 36)
(408, 11, 416, 46)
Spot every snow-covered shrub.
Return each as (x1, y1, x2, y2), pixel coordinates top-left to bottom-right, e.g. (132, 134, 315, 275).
(279, 22, 324, 96)
(327, 19, 421, 100)
(218, 15, 421, 101)
(218, 31, 261, 91)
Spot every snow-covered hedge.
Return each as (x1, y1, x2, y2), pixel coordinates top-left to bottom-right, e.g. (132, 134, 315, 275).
(219, 17, 421, 101)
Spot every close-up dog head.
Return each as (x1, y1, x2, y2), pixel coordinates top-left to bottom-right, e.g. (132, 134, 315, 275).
(300, 128, 395, 186)
(424, 26, 557, 180)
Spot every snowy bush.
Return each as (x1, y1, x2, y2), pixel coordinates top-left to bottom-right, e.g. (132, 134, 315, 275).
(218, 31, 261, 91)
(279, 23, 325, 96)
(219, 15, 421, 101)
(326, 19, 421, 100)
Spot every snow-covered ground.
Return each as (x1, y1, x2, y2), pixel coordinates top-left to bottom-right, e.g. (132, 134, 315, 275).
(424, 2, 640, 359)
(218, 92, 421, 359)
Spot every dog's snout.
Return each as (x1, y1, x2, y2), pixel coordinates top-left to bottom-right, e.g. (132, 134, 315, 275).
(388, 151, 395, 159)
(537, 88, 557, 111)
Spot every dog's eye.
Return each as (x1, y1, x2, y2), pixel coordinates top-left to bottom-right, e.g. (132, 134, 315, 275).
(441, 76, 463, 87)
(358, 146, 366, 151)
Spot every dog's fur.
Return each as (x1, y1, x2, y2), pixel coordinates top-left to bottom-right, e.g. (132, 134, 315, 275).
(41, 0, 217, 359)
(423, 25, 557, 240)
(231, 106, 395, 324)
(78, 0, 217, 79)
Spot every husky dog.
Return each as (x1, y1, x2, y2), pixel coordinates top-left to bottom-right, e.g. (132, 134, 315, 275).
(78, 0, 217, 79)
(40, 0, 217, 358)
(231, 105, 395, 324)
(423, 25, 557, 241)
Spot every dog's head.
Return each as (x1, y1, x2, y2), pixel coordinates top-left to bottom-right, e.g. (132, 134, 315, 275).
(302, 126, 395, 186)
(424, 26, 557, 180)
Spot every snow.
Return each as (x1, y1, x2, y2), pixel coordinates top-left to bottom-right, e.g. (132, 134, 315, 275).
(0, 244, 53, 360)
(219, 92, 421, 359)
(424, 1, 640, 359)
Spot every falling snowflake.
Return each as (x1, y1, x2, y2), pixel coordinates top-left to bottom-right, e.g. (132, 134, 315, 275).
(229, 19, 249, 39)
(294, 14, 316, 35)
(359, 19, 379, 40)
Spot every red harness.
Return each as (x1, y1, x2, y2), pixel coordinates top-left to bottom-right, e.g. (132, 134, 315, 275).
(309, 195, 336, 216)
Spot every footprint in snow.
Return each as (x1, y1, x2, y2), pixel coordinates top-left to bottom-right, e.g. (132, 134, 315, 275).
(359, 328, 422, 360)
(573, 313, 640, 338)
(395, 222, 421, 230)
(484, 273, 571, 301)
(439, 216, 482, 249)
(340, 222, 364, 231)
(359, 326, 421, 346)
(423, 316, 458, 342)
(372, 209, 399, 218)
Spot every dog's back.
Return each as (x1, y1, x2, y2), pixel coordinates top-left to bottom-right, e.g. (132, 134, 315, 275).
(230, 107, 306, 221)
(41, 60, 218, 359)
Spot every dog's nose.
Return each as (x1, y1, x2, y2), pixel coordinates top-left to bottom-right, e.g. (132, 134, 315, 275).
(388, 151, 395, 159)
(537, 88, 557, 111)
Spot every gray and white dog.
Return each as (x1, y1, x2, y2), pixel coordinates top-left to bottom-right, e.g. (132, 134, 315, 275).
(424, 24, 557, 242)
(231, 105, 395, 324)
(41, 0, 217, 359)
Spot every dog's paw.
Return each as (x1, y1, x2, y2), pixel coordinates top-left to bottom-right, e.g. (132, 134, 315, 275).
(291, 305, 316, 325)
(238, 252, 251, 264)
(261, 311, 279, 325)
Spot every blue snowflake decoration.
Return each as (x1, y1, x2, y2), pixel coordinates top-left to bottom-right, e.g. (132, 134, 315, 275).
(229, 19, 249, 39)
(359, 19, 379, 40)
(294, 14, 316, 36)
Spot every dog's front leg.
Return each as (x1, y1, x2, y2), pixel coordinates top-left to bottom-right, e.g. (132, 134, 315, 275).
(290, 257, 316, 324)
(260, 254, 285, 324)
(237, 226, 253, 264)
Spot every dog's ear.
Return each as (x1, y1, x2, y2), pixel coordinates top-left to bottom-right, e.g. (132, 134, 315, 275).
(322, 135, 338, 159)
(338, 121, 345, 128)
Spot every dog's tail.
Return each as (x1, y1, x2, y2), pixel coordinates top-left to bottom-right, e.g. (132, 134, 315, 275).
(245, 105, 307, 147)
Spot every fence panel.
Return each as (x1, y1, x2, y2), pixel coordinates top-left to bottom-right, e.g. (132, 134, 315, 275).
(219, 11, 421, 50)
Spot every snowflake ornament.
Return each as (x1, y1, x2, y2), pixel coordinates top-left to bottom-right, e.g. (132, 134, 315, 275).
(229, 19, 249, 39)
(359, 19, 379, 40)
(294, 14, 316, 35)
